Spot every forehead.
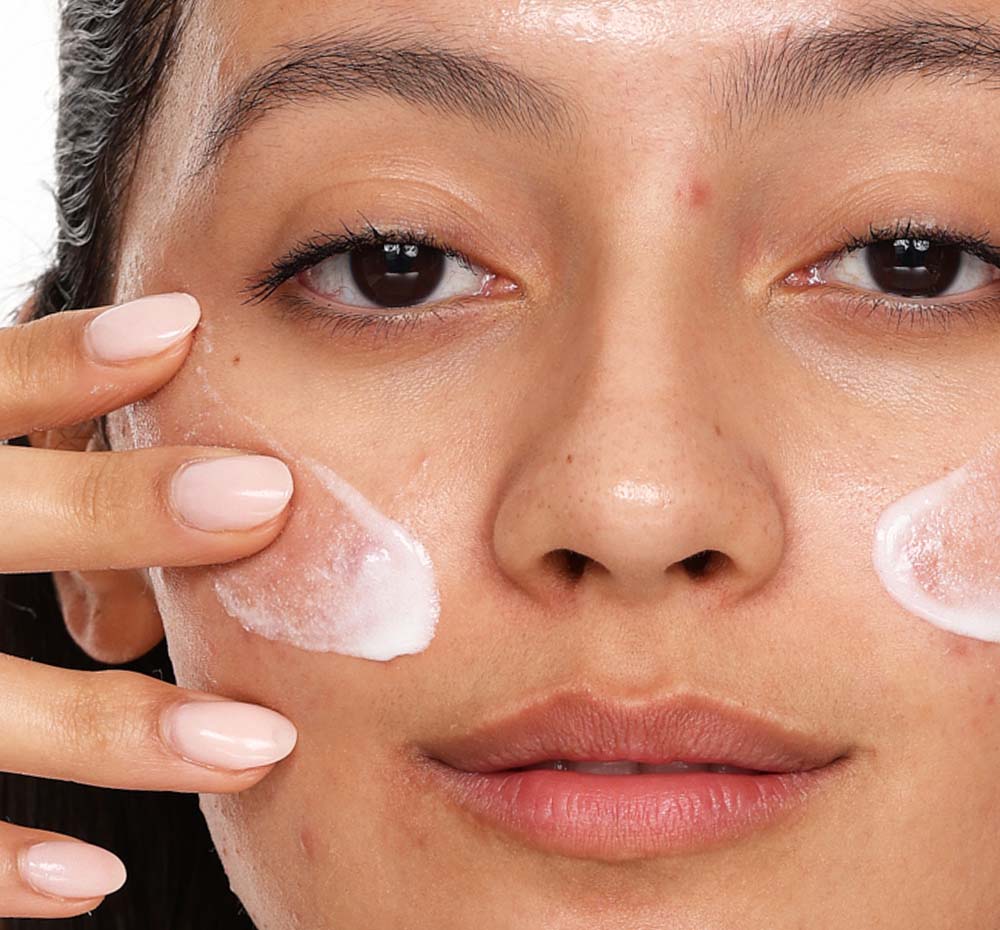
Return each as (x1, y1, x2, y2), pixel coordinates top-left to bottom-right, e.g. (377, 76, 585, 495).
(172, 0, 1000, 158)
(193, 0, 1000, 65)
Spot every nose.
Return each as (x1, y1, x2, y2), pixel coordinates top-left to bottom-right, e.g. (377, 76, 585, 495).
(491, 322, 785, 607)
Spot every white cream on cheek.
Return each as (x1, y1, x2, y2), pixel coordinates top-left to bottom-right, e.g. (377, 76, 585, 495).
(182, 359, 440, 662)
(872, 436, 1000, 642)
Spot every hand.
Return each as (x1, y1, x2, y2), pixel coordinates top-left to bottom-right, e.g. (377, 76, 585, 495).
(0, 293, 298, 919)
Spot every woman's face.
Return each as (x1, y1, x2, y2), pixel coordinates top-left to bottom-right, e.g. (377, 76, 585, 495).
(102, 0, 1000, 925)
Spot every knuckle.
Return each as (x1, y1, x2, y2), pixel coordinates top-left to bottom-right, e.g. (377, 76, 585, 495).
(57, 670, 148, 760)
(0, 322, 45, 401)
(70, 454, 127, 528)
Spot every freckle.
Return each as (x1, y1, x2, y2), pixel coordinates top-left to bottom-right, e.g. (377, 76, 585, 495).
(713, 422, 722, 437)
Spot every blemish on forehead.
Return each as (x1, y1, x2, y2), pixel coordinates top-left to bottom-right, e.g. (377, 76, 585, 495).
(674, 176, 712, 209)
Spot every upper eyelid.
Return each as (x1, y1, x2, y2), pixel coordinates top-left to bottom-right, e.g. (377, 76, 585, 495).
(242, 224, 486, 306)
(247, 218, 1000, 309)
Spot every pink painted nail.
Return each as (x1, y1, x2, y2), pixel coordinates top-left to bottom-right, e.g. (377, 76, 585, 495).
(84, 293, 201, 363)
(169, 455, 293, 532)
(19, 841, 127, 900)
(160, 700, 298, 770)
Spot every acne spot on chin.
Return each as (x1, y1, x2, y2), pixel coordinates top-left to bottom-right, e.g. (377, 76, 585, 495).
(299, 824, 319, 862)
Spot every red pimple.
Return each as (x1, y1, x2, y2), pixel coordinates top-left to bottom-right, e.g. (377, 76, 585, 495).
(675, 177, 712, 209)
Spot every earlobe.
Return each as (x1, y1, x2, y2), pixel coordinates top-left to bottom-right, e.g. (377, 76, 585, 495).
(51, 567, 165, 665)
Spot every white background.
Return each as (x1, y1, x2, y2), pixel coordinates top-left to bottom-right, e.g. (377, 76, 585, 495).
(1, 3, 60, 325)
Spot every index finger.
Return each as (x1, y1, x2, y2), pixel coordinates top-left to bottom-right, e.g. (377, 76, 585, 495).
(0, 293, 201, 440)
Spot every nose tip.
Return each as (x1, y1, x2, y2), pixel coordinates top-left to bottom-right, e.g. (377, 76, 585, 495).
(494, 447, 784, 607)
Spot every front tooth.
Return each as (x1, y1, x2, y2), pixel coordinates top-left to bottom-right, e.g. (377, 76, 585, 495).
(567, 760, 641, 775)
(534, 760, 570, 771)
(638, 761, 711, 773)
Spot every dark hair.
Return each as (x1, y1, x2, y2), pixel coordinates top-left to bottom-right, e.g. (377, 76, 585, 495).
(1, 2, 254, 927)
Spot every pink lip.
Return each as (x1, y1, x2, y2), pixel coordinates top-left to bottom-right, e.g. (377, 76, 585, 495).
(416, 690, 850, 860)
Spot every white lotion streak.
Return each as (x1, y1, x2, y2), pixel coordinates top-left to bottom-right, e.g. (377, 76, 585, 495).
(872, 439, 1000, 643)
(192, 370, 440, 661)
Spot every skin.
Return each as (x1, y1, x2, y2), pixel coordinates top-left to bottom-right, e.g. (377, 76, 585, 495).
(40, 0, 1000, 925)
(0, 302, 299, 919)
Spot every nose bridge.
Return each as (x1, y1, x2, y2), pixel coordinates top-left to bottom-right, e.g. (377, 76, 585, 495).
(491, 256, 785, 605)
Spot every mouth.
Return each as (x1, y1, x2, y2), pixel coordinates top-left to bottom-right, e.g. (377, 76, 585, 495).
(507, 759, 764, 774)
(417, 690, 850, 861)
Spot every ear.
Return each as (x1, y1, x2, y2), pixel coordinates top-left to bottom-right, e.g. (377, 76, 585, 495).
(29, 422, 166, 665)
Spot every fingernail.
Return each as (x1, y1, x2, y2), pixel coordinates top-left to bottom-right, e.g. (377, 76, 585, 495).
(19, 841, 127, 900)
(170, 455, 293, 531)
(84, 293, 201, 363)
(160, 700, 298, 770)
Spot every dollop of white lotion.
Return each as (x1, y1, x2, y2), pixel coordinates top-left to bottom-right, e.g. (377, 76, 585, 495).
(193, 366, 440, 661)
(872, 441, 1000, 643)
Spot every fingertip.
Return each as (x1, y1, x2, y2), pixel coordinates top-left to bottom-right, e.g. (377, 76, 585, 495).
(168, 454, 294, 533)
(83, 293, 201, 366)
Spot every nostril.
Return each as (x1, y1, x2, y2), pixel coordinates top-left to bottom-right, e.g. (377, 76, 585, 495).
(681, 549, 717, 577)
(546, 548, 591, 581)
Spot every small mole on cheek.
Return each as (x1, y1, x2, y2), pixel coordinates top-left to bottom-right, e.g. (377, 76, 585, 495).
(566, 454, 574, 464)
(232, 355, 241, 366)
(945, 639, 971, 659)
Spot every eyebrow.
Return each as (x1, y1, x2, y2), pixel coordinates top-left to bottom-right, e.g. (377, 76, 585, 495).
(196, 9, 1000, 173)
(709, 8, 1000, 138)
(195, 24, 583, 173)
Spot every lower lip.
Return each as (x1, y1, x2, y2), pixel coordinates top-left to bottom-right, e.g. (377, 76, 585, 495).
(421, 761, 842, 860)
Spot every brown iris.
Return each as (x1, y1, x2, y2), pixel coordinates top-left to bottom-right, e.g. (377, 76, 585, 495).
(864, 238, 962, 298)
(350, 242, 447, 308)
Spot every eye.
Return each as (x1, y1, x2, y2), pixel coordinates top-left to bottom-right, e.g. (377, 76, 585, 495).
(300, 237, 492, 310)
(806, 233, 1000, 299)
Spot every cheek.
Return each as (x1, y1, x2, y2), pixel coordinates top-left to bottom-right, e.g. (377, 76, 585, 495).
(108, 353, 441, 664)
(207, 453, 439, 661)
(872, 434, 1000, 643)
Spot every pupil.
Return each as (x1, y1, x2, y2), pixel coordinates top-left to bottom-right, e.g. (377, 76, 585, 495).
(350, 242, 446, 308)
(864, 238, 961, 298)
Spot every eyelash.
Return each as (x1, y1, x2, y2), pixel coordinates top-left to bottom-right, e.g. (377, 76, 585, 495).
(244, 215, 1000, 342)
(242, 215, 481, 340)
(797, 218, 1000, 333)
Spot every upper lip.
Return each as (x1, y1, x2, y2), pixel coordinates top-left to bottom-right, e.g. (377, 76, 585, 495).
(424, 690, 847, 774)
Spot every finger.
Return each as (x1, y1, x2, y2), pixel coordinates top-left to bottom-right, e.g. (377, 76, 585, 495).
(0, 822, 126, 919)
(0, 445, 294, 572)
(0, 655, 298, 795)
(0, 293, 201, 441)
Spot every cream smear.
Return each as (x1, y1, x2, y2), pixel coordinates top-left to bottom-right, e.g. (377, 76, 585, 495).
(872, 437, 1000, 643)
(192, 365, 440, 661)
